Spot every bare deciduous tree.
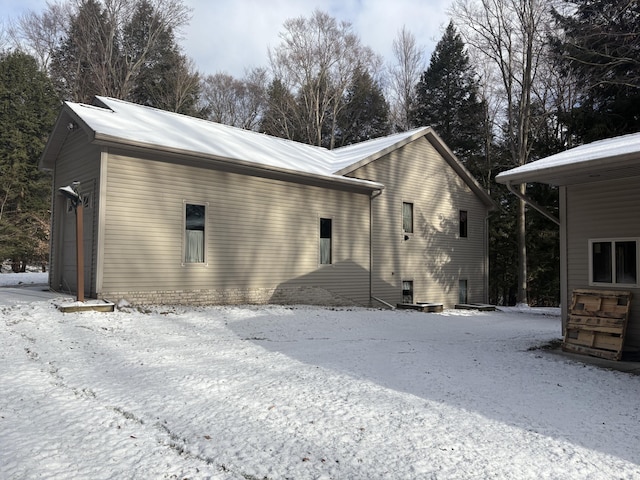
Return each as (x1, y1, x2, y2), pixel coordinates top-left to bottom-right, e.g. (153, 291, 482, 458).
(388, 26, 425, 132)
(268, 9, 381, 148)
(6, 1, 70, 70)
(47, 0, 192, 102)
(141, 53, 201, 115)
(0, 21, 8, 52)
(451, 0, 551, 306)
(201, 68, 267, 130)
(114, 0, 192, 99)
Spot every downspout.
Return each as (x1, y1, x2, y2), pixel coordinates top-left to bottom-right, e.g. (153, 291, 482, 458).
(506, 181, 560, 226)
(484, 212, 490, 304)
(369, 188, 392, 308)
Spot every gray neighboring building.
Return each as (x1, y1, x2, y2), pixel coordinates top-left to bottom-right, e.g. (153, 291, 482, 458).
(40, 96, 494, 308)
(496, 132, 640, 350)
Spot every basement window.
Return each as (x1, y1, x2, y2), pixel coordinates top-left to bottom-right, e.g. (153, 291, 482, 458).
(459, 279, 468, 304)
(402, 280, 414, 304)
(589, 239, 638, 286)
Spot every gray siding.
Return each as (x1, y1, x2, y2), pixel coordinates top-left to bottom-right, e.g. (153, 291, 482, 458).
(347, 137, 489, 307)
(99, 151, 371, 305)
(50, 130, 101, 296)
(566, 178, 640, 348)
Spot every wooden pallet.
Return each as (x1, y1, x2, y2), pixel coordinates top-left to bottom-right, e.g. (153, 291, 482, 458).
(563, 289, 632, 361)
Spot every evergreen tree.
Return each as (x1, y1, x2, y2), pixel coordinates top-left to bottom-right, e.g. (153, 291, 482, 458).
(268, 10, 380, 148)
(0, 51, 59, 271)
(552, 0, 640, 142)
(411, 21, 486, 171)
(260, 78, 301, 141)
(49, 0, 197, 110)
(335, 67, 390, 147)
(126, 0, 201, 115)
(49, 0, 113, 102)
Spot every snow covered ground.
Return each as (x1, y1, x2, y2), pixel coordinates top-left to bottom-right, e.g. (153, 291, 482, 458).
(2, 274, 640, 479)
(0, 271, 48, 287)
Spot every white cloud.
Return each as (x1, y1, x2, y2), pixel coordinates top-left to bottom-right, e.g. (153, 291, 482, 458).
(184, 0, 451, 77)
(1, 0, 452, 78)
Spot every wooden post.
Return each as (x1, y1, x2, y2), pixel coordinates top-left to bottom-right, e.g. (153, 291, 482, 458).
(76, 201, 84, 303)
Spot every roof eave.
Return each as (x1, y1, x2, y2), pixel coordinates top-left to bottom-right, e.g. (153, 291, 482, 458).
(495, 151, 640, 186)
(92, 132, 385, 194)
(333, 127, 431, 176)
(39, 104, 96, 171)
(334, 127, 495, 209)
(424, 130, 496, 210)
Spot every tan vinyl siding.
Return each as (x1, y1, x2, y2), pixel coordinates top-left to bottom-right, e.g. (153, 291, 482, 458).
(347, 137, 489, 307)
(100, 152, 371, 304)
(566, 177, 640, 348)
(50, 131, 101, 296)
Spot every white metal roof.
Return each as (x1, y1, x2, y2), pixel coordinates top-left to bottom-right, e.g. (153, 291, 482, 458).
(67, 97, 428, 177)
(496, 132, 640, 185)
(74, 97, 335, 176)
(41, 96, 492, 205)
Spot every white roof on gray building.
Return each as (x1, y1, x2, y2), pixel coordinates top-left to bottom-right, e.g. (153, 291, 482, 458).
(496, 132, 640, 186)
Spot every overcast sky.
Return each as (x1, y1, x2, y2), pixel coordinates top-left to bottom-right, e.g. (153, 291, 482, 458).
(1, 0, 452, 78)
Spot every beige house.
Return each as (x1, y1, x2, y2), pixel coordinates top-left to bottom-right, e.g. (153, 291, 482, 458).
(40, 96, 494, 308)
(496, 132, 640, 351)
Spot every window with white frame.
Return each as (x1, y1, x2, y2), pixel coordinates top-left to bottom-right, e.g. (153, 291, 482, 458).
(589, 238, 638, 286)
(185, 203, 206, 263)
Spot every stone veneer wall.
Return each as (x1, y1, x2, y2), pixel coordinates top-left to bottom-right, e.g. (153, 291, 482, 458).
(99, 286, 360, 307)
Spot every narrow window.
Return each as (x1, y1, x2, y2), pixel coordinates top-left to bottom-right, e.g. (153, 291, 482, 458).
(616, 241, 637, 284)
(459, 210, 468, 238)
(459, 279, 468, 304)
(590, 239, 638, 285)
(402, 280, 413, 304)
(185, 203, 205, 263)
(320, 218, 332, 265)
(592, 241, 612, 283)
(403, 202, 413, 234)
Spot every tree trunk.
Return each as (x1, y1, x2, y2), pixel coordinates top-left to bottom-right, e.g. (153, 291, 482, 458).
(517, 185, 528, 305)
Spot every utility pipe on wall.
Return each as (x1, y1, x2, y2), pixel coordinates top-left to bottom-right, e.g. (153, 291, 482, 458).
(506, 182, 560, 226)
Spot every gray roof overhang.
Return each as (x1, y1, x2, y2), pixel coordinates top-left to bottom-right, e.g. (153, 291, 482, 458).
(496, 152, 640, 187)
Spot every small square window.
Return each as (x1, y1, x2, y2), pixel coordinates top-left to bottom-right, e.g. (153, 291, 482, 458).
(403, 202, 413, 234)
(590, 239, 637, 286)
(459, 210, 468, 238)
